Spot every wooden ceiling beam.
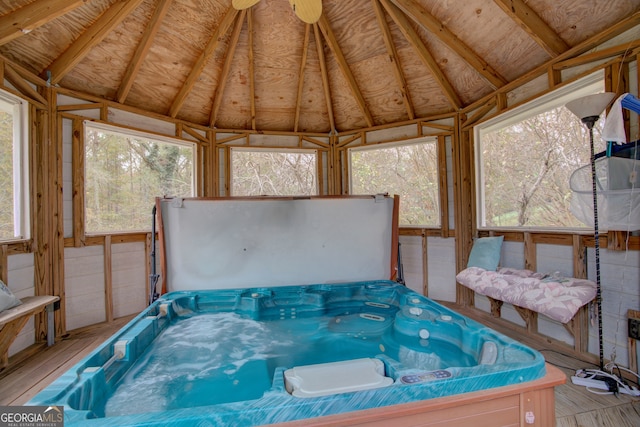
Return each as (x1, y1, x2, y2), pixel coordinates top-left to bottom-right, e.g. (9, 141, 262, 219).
(390, 0, 507, 89)
(0, 0, 86, 46)
(4, 64, 47, 106)
(380, 0, 461, 109)
(317, 14, 374, 128)
(209, 10, 246, 127)
(493, 0, 569, 57)
(372, 0, 414, 120)
(45, 0, 145, 85)
(294, 24, 312, 132)
(169, 7, 239, 118)
(313, 23, 336, 134)
(553, 39, 640, 70)
(117, 0, 173, 104)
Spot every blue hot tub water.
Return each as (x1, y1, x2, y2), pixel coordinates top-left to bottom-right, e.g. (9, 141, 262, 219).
(30, 281, 546, 426)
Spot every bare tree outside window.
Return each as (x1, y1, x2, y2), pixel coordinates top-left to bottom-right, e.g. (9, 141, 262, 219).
(480, 105, 605, 228)
(0, 111, 14, 239)
(85, 126, 194, 233)
(231, 149, 318, 196)
(0, 91, 28, 242)
(349, 140, 440, 226)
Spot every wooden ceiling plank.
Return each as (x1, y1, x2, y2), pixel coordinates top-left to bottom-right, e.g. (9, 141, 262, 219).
(317, 14, 374, 128)
(248, 8, 256, 131)
(390, 0, 507, 89)
(209, 10, 246, 127)
(117, 0, 174, 104)
(0, 0, 86, 46)
(372, 0, 415, 120)
(493, 0, 569, 57)
(313, 23, 336, 134)
(294, 24, 311, 132)
(46, 0, 145, 85)
(169, 7, 239, 118)
(462, 11, 640, 115)
(380, 0, 461, 109)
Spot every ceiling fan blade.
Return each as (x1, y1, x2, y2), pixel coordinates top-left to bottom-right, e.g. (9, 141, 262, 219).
(288, 0, 322, 24)
(232, 0, 261, 10)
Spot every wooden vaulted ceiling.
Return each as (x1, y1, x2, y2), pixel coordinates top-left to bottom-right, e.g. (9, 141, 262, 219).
(1, 0, 640, 134)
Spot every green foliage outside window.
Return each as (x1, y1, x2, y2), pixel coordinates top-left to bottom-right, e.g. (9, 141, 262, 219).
(85, 127, 194, 233)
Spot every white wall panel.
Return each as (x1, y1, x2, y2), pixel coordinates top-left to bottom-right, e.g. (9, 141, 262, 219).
(64, 246, 106, 330)
(7, 253, 35, 356)
(399, 235, 423, 295)
(111, 242, 147, 318)
(426, 237, 456, 302)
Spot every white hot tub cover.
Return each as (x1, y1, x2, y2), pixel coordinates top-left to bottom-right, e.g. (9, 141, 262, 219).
(157, 195, 399, 292)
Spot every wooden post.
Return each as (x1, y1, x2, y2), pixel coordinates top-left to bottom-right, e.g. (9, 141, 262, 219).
(524, 232, 536, 272)
(71, 118, 85, 247)
(453, 113, 475, 307)
(104, 235, 113, 323)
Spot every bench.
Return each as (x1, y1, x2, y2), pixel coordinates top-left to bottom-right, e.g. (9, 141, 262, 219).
(456, 266, 597, 354)
(0, 295, 59, 368)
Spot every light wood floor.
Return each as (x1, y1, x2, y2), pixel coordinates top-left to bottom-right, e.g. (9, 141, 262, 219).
(1, 309, 639, 426)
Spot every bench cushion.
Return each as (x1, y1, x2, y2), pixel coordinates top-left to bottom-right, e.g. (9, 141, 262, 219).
(456, 267, 597, 324)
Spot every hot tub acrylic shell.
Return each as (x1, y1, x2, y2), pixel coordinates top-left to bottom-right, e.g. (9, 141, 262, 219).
(29, 281, 546, 426)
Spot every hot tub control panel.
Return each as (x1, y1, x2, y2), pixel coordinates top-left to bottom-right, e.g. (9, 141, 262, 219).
(400, 369, 452, 384)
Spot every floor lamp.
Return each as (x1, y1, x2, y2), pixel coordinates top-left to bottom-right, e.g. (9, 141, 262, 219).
(565, 92, 615, 370)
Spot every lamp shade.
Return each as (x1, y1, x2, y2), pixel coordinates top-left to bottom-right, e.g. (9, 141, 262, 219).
(565, 92, 616, 121)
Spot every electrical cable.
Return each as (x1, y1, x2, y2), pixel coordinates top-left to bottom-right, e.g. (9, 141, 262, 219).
(572, 366, 640, 396)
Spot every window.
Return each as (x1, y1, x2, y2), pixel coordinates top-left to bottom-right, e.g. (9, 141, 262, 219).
(84, 123, 195, 233)
(349, 138, 440, 226)
(475, 74, 605, 229)
(230, 148, 318, 196)
(0, 90, 29, 241)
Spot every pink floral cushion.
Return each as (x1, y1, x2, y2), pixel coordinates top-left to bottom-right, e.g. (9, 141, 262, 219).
(456, 267, 597, 324)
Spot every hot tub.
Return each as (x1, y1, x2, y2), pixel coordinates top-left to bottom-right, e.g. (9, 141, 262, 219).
(29, 280, 546, 426)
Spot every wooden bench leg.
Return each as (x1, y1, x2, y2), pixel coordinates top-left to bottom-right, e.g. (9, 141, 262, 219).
(514, 305, 538, 334)
(488, 297, 503, 318)
(47, 302, 55, 346)
(0, 316, 31, 368)
(563, 303, 590, 353)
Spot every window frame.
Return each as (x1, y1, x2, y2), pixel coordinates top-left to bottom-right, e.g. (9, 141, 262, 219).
(347, 136, 441, 228)
(0, 89, 30, 242)
(474, 72, 605, 231)
(83, 121, 197, 235)
(229, 146, 319, 196)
